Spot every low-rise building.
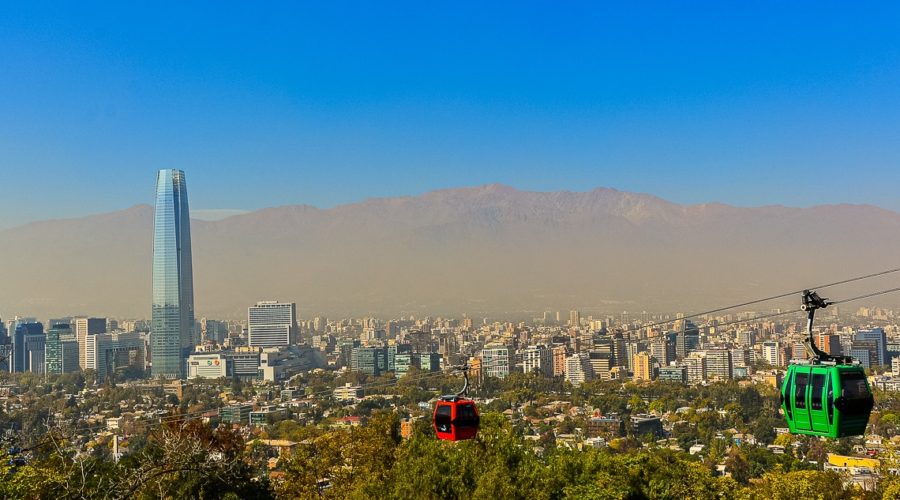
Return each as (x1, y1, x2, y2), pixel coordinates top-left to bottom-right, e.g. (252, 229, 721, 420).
(825, 453, 880, 491)
(631, 414, 663, 438)
(586, 415, 624, 439)
(250, 406, 287, 426)
(106, 417, 123, 431)
(658, 365, 687, 384)
(187, 353, 228, 379)
(333, 383, 363, 401)
(228, 348, 262, 380)
(281, 388, 302, 401)
(872, 375, 900, 392)
(335, 416, 364, 428)
(259, 345, 325, 382)
(220, 404, 253, 424)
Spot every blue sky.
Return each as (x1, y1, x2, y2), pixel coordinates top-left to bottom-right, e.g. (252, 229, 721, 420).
(2, 2, 900, 228)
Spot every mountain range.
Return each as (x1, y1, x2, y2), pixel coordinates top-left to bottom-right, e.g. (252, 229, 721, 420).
(2, 184, 899, 320)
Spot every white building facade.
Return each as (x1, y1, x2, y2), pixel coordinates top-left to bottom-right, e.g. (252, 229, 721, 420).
(248, 301, 298, 348)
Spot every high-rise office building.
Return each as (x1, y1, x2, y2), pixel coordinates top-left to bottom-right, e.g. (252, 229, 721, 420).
(684, 352, 707, 384)
(649, 338, 675, 366)
(481, 344, 511, 379)
(47, 318, 72, 330)
(437, 331, 456, 361)
(86, 332, 146, 382)
(418, 352, 441, 372)
(632, 351, 653, 381)
(624, 341, 644, 371)
(394, 352, 415, 378)
(24, 330, 47, 375)
(850, 347, 872, 369)
(351, 346, 387, 376)
(612, 335, 629, 368)
(816, 333, 842, 356)
(45, 324, 80, 375)
(762, 341, 781, 367)
(0, 319, 7, 373)
(75, 317, 107, 370)
(248, 301, 297, 348)
(737, 329, 756, 347)
(11, 322, 43, 373)
(151, 169, 195, 379)
(551, 345, 568, 376)
(593, 336, 614, 356)
(407, 331, 434, 353)
(387, 343, 412, 372)
(201, 318, 228, 344)
(565, 353, 592, 385)
(676, 320, 700, 358)
(588, 350, 614, 380)
(569, 310, 581, 328)
(730, 347, 751, 369)
(854, 328, 888, 366)
(705, 349, 733, 380)
(791, 342, 807, 361)
(522, 345, 553, 376)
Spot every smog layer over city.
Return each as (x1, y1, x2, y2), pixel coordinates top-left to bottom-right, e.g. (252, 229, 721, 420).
(2, 3, 900, 499)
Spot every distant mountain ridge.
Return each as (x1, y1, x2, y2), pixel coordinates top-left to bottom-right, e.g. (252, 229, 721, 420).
(2, 184, 899, 320)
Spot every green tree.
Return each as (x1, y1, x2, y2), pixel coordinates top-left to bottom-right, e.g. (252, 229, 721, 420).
(725, 446, 751, 484)
(750, 470, 849, 500)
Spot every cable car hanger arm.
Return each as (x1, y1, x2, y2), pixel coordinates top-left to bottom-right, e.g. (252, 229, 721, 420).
(454, 364, 469, 398)
(800, 289, 853, 364)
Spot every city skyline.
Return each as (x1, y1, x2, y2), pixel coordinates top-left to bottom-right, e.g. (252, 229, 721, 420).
(4, 4, 900, 494)
(3, 3, 900, 229)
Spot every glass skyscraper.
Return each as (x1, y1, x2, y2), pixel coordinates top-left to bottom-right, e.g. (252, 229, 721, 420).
(151, 169, 195, 379)
(45, 323, 79, 375)
(11, 322, 43, 373)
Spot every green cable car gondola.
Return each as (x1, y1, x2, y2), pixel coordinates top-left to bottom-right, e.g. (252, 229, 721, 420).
(780, 291, 874, 439)
(782, 363, 873, 438)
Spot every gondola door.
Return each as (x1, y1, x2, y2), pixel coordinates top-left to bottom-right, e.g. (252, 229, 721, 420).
(809, 370, 830, 434)
(791, 367, 812, 432)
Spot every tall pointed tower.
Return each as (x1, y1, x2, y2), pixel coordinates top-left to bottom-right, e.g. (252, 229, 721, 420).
(151, 169, 195, 379)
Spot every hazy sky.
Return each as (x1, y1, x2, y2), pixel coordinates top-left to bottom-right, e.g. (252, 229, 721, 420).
(2, 2, 900, 229)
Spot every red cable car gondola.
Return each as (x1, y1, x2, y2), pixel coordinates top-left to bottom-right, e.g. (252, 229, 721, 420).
(433, 365, 480, 441)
